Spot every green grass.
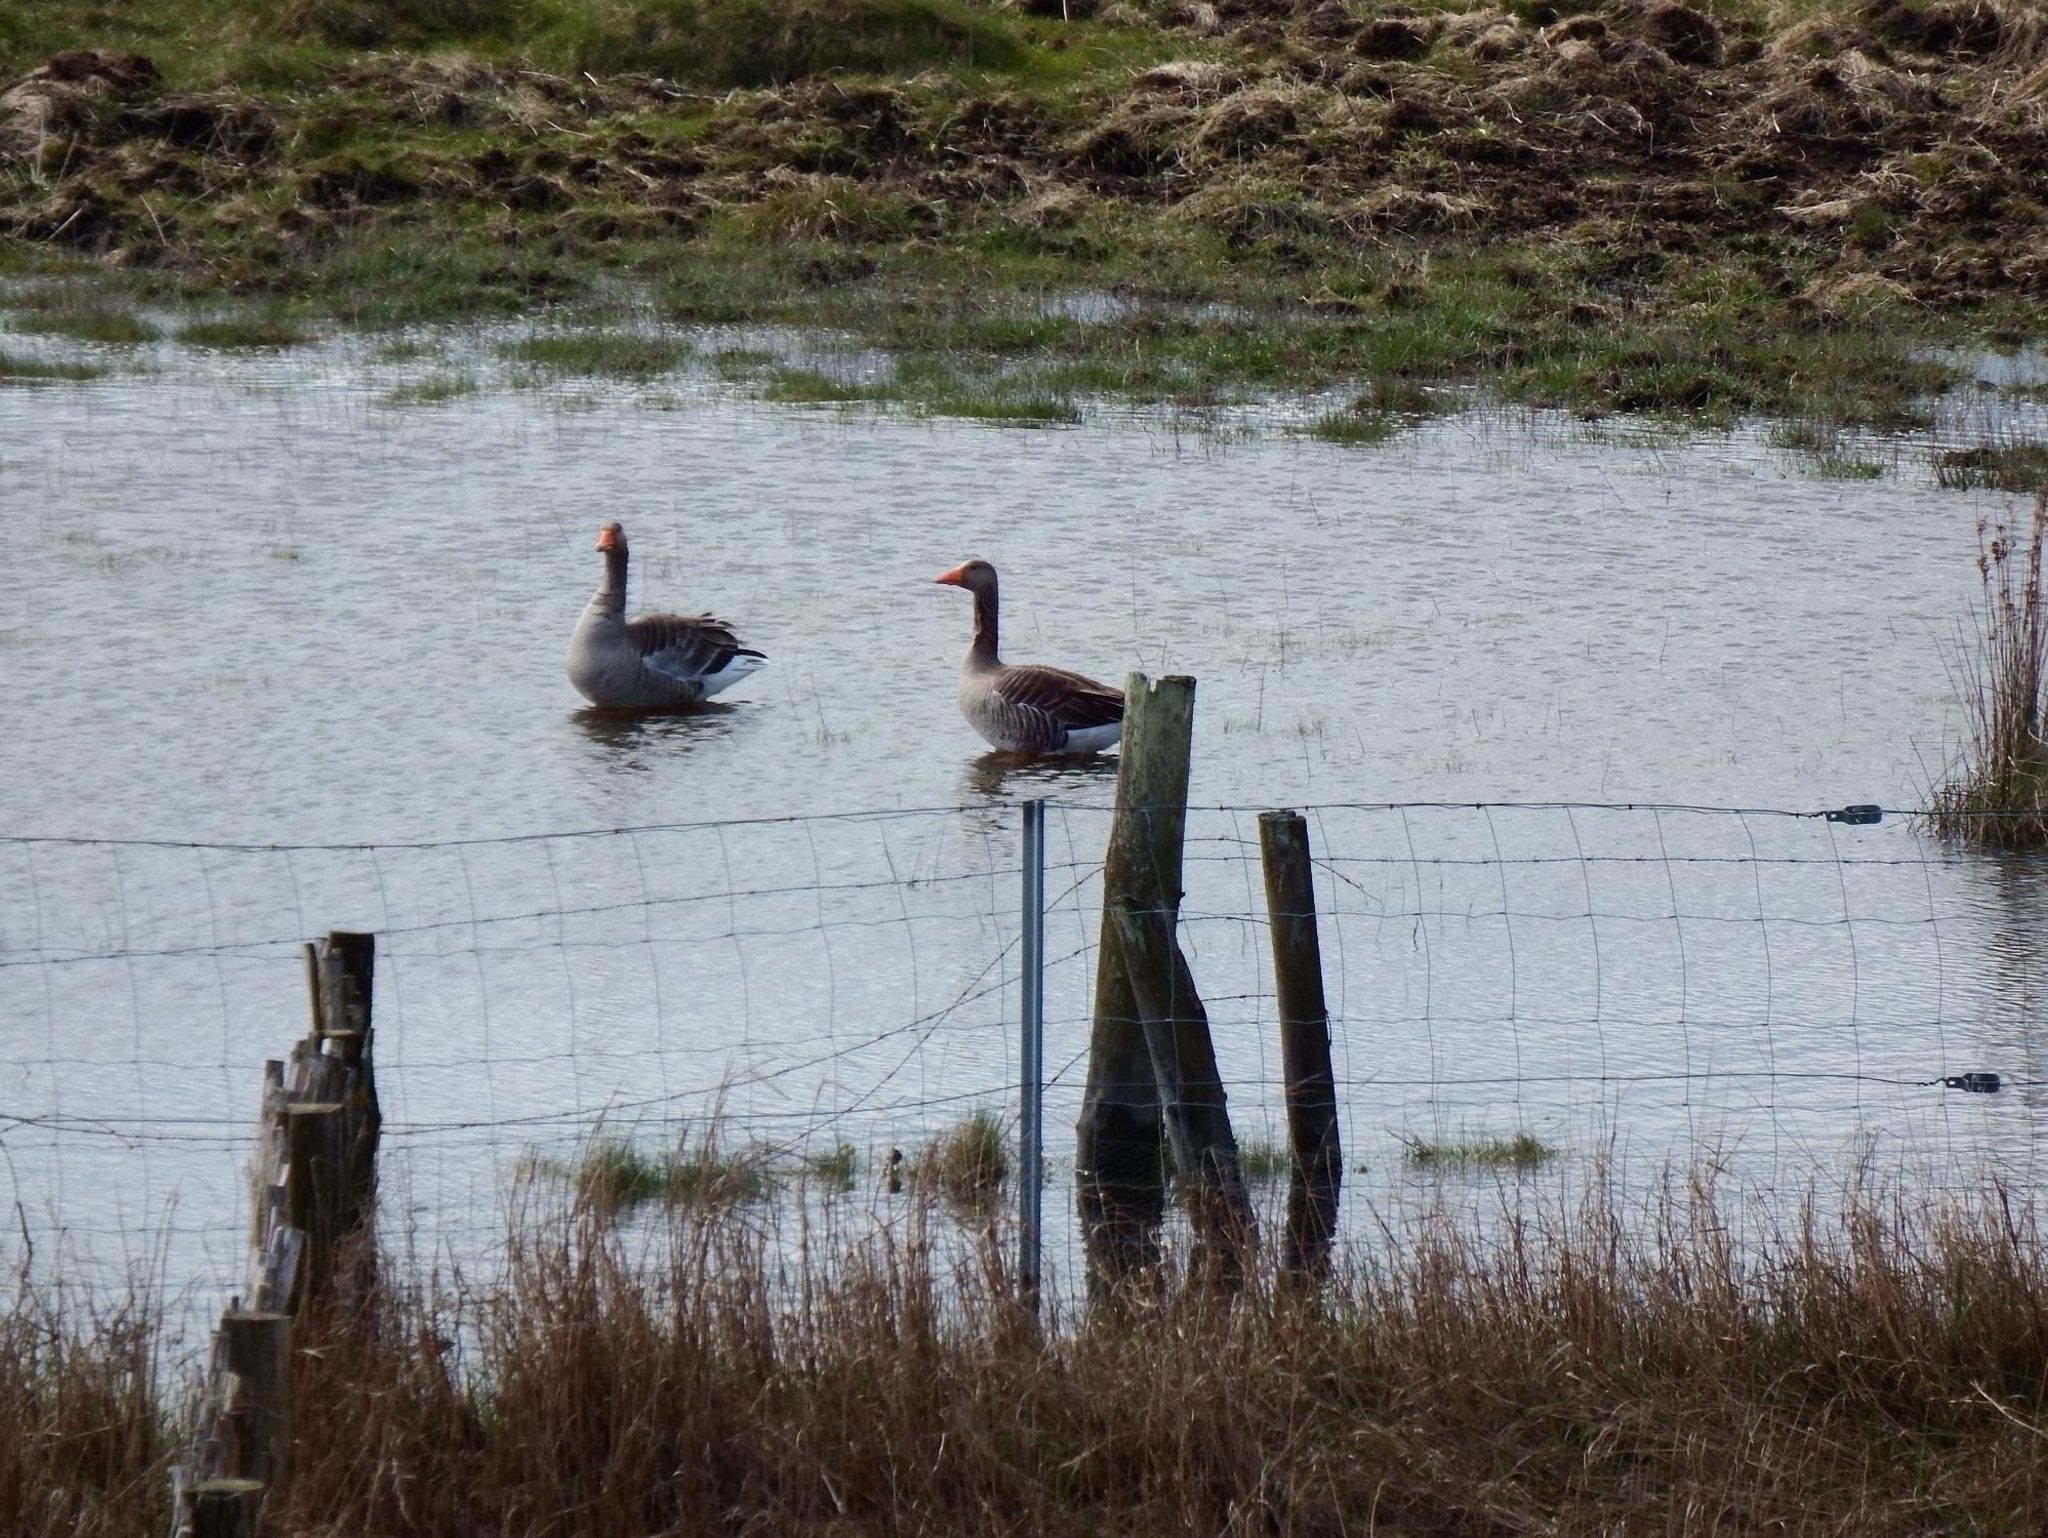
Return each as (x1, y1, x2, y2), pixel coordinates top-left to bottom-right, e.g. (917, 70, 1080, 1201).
(1238, 1137, 1289, 1184)
(1813, 453, 1887, 481)
(803, 1142, 859, 1194)
(0, 349, 107, 382)
(501, 331, 693, 379)
(1401, 1132, 1556, 1170)
(175, 316, 312, 349)
(2, 0, 2033, 426)
(540, 1135, 771, 1216)
(761, 366, 900, 405)
(7, 306, 161, 345)
(379, 373, 478, 405)
(1306, 409, 1404, 446)
(919, 1109, 1008, 1207)
(1936, 442, 2048, 494)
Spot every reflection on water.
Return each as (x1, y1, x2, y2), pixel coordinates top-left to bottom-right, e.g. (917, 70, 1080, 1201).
(571, 702, 744, 771)
(963, 749, 1122, 802)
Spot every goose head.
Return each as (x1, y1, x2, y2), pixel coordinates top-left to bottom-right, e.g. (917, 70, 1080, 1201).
(596, 521, 626, 554)
(934, 558, 997, 597)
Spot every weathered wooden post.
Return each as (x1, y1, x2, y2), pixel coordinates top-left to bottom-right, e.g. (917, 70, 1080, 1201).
(1258, 810, 1342, 1286)
(1076, 673, 1194, 1302)
(185, 1479, 262, 1538)
(217, 1310, 291, 1491)
(1109, 896, 1254, 1293)
(285, 1101, 346, 1311)
(170, 929, 380, 1538)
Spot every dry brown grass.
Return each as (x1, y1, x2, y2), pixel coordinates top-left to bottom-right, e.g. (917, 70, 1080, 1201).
(13, 1174, 2048, 1533)
(0, 1278, 169, 1537)
(1931, 490, 2048, 846)
(254, 1178, 2048, 1535)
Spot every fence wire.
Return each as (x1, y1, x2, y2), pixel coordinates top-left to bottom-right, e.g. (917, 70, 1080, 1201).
(3, 800, 2044, 1310)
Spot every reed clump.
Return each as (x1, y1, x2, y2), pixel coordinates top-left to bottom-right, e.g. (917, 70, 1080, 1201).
(1930, 490, 2048, 845)
(15, 1181, 2048, 1532)
(258, 1181, 2048, 1534)
(0, 1279, 169, 1537)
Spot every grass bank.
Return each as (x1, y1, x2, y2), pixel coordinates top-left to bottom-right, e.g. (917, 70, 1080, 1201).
(13, 1179, 2048, 1534)
(4, 1, 2047, 428)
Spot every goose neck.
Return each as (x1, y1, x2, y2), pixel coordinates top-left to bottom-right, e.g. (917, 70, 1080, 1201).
(968, 584, 999, 664)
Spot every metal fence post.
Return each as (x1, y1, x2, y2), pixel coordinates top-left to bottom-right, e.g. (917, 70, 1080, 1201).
(1019, 798, 1046, 1317)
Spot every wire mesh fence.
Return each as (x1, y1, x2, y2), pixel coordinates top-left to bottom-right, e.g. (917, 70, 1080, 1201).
(4, 799, 2044, 1322)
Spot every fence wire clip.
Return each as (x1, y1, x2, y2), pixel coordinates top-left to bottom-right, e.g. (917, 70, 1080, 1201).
(1825, 804, 1884, 825)
(1939, 1072, 2002, 1094)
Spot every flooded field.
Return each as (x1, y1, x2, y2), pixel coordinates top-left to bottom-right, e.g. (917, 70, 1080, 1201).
(3, 330, 2047, 1311)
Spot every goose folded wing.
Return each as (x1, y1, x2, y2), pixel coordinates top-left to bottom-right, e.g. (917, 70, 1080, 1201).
(993, 664, 1125, 729)
(627, 614, 761, 682)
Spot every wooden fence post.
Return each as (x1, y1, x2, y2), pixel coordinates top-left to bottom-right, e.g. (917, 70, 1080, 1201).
(1076, 673, 1195, 1302)
(1108, 896, 1254, 1294)
(170, 930, 380, 1537)
(218, 1310, 291, 1491)
(1258, 810, 1342, 1287)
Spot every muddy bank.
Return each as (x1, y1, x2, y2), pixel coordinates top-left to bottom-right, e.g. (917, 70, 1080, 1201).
(2, 1, 2046, 414)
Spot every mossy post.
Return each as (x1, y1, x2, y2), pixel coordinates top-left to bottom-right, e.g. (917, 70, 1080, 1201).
(1075, 673, 1192, 1304)
(1258, 810, 1341, 1287)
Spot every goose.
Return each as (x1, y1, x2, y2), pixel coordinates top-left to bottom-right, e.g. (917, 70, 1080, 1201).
(935, 559, 1124, 754)
(566, 522, 765, 708)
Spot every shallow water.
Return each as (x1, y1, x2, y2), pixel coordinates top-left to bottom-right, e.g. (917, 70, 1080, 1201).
(3, 332, 2047, 1311)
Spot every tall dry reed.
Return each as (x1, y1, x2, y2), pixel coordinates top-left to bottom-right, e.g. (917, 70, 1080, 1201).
(255, 1178, 2048, 1537)
(0, 1277, 169, 1537)
(1931, 489, 2048, 845)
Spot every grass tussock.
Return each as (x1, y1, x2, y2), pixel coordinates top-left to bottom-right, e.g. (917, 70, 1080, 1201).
(805, 1141, 859, 1194)
(7, 305, 161, 345)
(501, 330, 693, 380)
(0, 348, 106, 382)
(162, 1179, 2048, 1535)
(174, 316, 312, 349)
(536, 1132, 772, 1215)
(378, 372, 476, 405)
(1929, 491, 2048, 846)
(1402, 1130, 1556, 1168)
(918, 1108, 1008, 1207)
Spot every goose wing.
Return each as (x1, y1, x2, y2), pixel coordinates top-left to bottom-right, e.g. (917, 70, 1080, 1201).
(626, 613, 763, 683)
(991, 663, 1125, 730)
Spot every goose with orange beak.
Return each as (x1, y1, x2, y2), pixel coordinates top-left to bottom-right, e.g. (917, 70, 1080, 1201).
(934, 559, 1123, 754)
(566, 521, 765, 708)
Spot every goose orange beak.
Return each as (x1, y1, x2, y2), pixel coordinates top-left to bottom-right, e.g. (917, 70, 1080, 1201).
(596, 526, 618, 552)
(934, 564, 968, 586)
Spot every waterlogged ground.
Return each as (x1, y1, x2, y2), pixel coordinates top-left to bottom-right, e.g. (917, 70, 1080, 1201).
(3, 322, 2048, 1311)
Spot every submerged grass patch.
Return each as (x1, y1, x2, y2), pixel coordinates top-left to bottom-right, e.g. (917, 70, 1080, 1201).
(175, 316, 312, 349)
(918, 1108, 1008, 1207)
(804, 1142, 858, 1194)
(537, 1134, 771, 1215)
(0, 349, 106, 382)
(1936, 441, 2048, 494)
(7, 305, 161, 344)
(501, 331, 693, 380)
(1402, 1131, 1556, 1169)
(379, 373, 477, 406)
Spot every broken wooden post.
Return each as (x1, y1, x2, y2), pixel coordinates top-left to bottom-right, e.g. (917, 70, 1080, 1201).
(1076, 672, 1195, 1302)
(1258, 809, 1342, 1287)
(217, 1310, 291, 1493)
(285, 1101, 346, 1311)
(1109, 895, 1254, 1293)
(185, 1480, 262, 1538)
